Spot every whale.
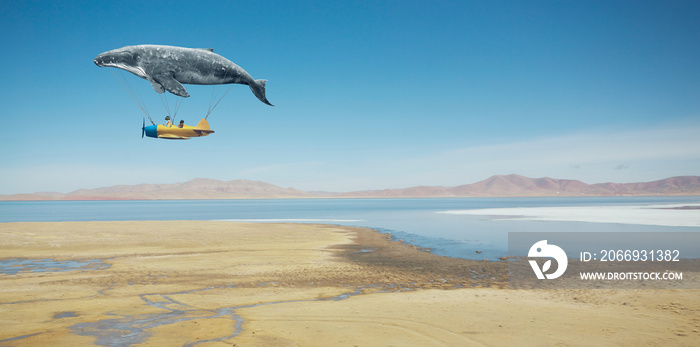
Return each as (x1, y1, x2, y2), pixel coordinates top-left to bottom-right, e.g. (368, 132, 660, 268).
(94, 45, 272, 106)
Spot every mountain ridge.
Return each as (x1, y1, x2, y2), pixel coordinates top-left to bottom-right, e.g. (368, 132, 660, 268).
(2, 175, 699, 201)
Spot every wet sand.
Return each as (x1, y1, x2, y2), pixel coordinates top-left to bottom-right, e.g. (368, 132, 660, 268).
(1, 221, 698, 346)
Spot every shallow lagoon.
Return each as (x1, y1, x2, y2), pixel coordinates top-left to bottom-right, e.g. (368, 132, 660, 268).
(0, 258, 110, 275)
(2, 196, 699, 260)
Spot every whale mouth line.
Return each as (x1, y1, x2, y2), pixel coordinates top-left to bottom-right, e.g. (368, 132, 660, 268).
(101, 62, 148, 80)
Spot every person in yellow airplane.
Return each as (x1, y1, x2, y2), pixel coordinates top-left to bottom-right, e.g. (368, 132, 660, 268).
(178, 120, 185, 128)
(165, 116, 172, 127)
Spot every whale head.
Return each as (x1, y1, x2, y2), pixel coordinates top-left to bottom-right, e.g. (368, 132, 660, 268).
(94, 46, 148, 79)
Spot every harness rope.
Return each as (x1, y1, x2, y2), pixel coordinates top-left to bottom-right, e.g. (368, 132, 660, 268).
(109, 62, 233, 125)
(110, 70, 155, 125)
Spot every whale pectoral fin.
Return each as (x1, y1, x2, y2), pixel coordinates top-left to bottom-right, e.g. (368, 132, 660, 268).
(152, 73, 190, 98)
(148, 78, 165, 94)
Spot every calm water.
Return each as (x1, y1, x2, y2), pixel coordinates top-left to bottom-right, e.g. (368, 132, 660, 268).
(2, 197, 699, 260)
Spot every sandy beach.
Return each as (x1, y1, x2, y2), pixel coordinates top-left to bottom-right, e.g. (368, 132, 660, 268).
(1, 221, 699, 346)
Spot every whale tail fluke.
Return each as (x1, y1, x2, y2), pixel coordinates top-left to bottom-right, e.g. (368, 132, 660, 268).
(249, 79, 273, 106)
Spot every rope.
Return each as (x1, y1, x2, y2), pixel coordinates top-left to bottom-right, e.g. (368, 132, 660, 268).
(204, 64, 233, 119)
(205, 85, 233, 119)
(174, 97, 182, 118)
(158, 88, 185, 120)
(108, 60, 233, 125)
(110, 70, 155, 125)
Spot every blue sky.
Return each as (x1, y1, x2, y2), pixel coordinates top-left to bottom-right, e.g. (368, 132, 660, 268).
(1, 0, 699, 194)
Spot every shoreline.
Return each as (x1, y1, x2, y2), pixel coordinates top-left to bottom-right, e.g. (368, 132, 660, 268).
(1, 221, 698, 346)
(3, 194, 700, 202)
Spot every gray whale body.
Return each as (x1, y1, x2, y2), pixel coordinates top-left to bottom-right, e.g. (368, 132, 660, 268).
(94, 45, 272, 106)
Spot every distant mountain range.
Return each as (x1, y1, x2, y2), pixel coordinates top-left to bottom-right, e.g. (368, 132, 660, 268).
(336, 175, 700, 198)
(2, 175, 699, 201)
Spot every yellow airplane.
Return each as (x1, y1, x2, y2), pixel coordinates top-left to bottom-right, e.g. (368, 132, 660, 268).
(142, 118, 214, 140)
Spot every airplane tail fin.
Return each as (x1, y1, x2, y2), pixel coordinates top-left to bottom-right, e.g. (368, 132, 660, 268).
(249, 79, 273, 106)
(194, 118, 215, 135)
(195, 118, 211, 130)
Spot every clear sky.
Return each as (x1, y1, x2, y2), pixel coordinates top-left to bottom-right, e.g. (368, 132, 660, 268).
(1, 0, 699, 194)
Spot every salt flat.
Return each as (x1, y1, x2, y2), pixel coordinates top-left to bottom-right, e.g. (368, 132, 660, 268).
(439, 203, 700, 227)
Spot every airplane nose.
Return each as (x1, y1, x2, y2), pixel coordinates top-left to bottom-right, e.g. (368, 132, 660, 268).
(144, 125, 158, 138)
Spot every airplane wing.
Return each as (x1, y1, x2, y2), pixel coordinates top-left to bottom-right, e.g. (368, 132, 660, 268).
(158, 134, 191, 140)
